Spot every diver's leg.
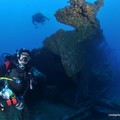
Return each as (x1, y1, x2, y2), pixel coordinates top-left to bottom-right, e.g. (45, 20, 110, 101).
(0, 110, 7, 120)
(21, 105, 30, 120)
(6, 106, 23, 120)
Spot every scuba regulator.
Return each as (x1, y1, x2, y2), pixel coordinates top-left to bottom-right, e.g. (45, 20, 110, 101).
(0, 77, 19, 110)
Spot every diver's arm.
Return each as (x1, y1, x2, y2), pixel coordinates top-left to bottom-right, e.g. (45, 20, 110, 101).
(0, 64, 7, 76)
(31, 67, 46, 84)
(32, 19, 35, 25)
(45, 17, 49, 21)
(0, 63, 7, 90)
(0, 61, 14, 77)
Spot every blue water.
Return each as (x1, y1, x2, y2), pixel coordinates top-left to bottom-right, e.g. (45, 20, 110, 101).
(0, 1, 120, 119)
(0, 0, 119, 58)
(0, 0, 72, 54)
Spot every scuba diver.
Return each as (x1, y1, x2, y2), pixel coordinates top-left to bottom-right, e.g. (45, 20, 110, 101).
(32, 12, 49, 28)
(0, 48, 46, 120)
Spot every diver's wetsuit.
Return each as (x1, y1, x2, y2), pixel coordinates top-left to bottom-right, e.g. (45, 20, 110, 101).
(0, 61, 30, 120)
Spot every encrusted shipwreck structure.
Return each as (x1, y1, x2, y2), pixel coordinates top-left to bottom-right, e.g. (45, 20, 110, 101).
(45, 0, 104, 77)
(55, 0, 103, 28)
(31, 0, 120, 119)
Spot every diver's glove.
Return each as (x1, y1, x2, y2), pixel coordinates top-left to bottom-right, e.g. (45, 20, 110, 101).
(15, 98, 24, 110)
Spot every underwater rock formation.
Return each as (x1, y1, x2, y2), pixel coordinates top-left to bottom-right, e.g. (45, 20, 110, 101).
(55, 0, 103, 28)
(32, 12, 49, 26)
(31, 46, 120, 119)
(30, 0, 120, 119)
(44, 28, 104, 77)
(41, 0, 119, 116)
(44, 0, 104, 77)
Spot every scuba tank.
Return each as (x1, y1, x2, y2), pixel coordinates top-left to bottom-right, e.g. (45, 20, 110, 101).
(0, 50, 18, 64)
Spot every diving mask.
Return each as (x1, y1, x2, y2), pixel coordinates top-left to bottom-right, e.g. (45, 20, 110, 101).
(19, 53, 31, 64)
(18, 52, 31, 70)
